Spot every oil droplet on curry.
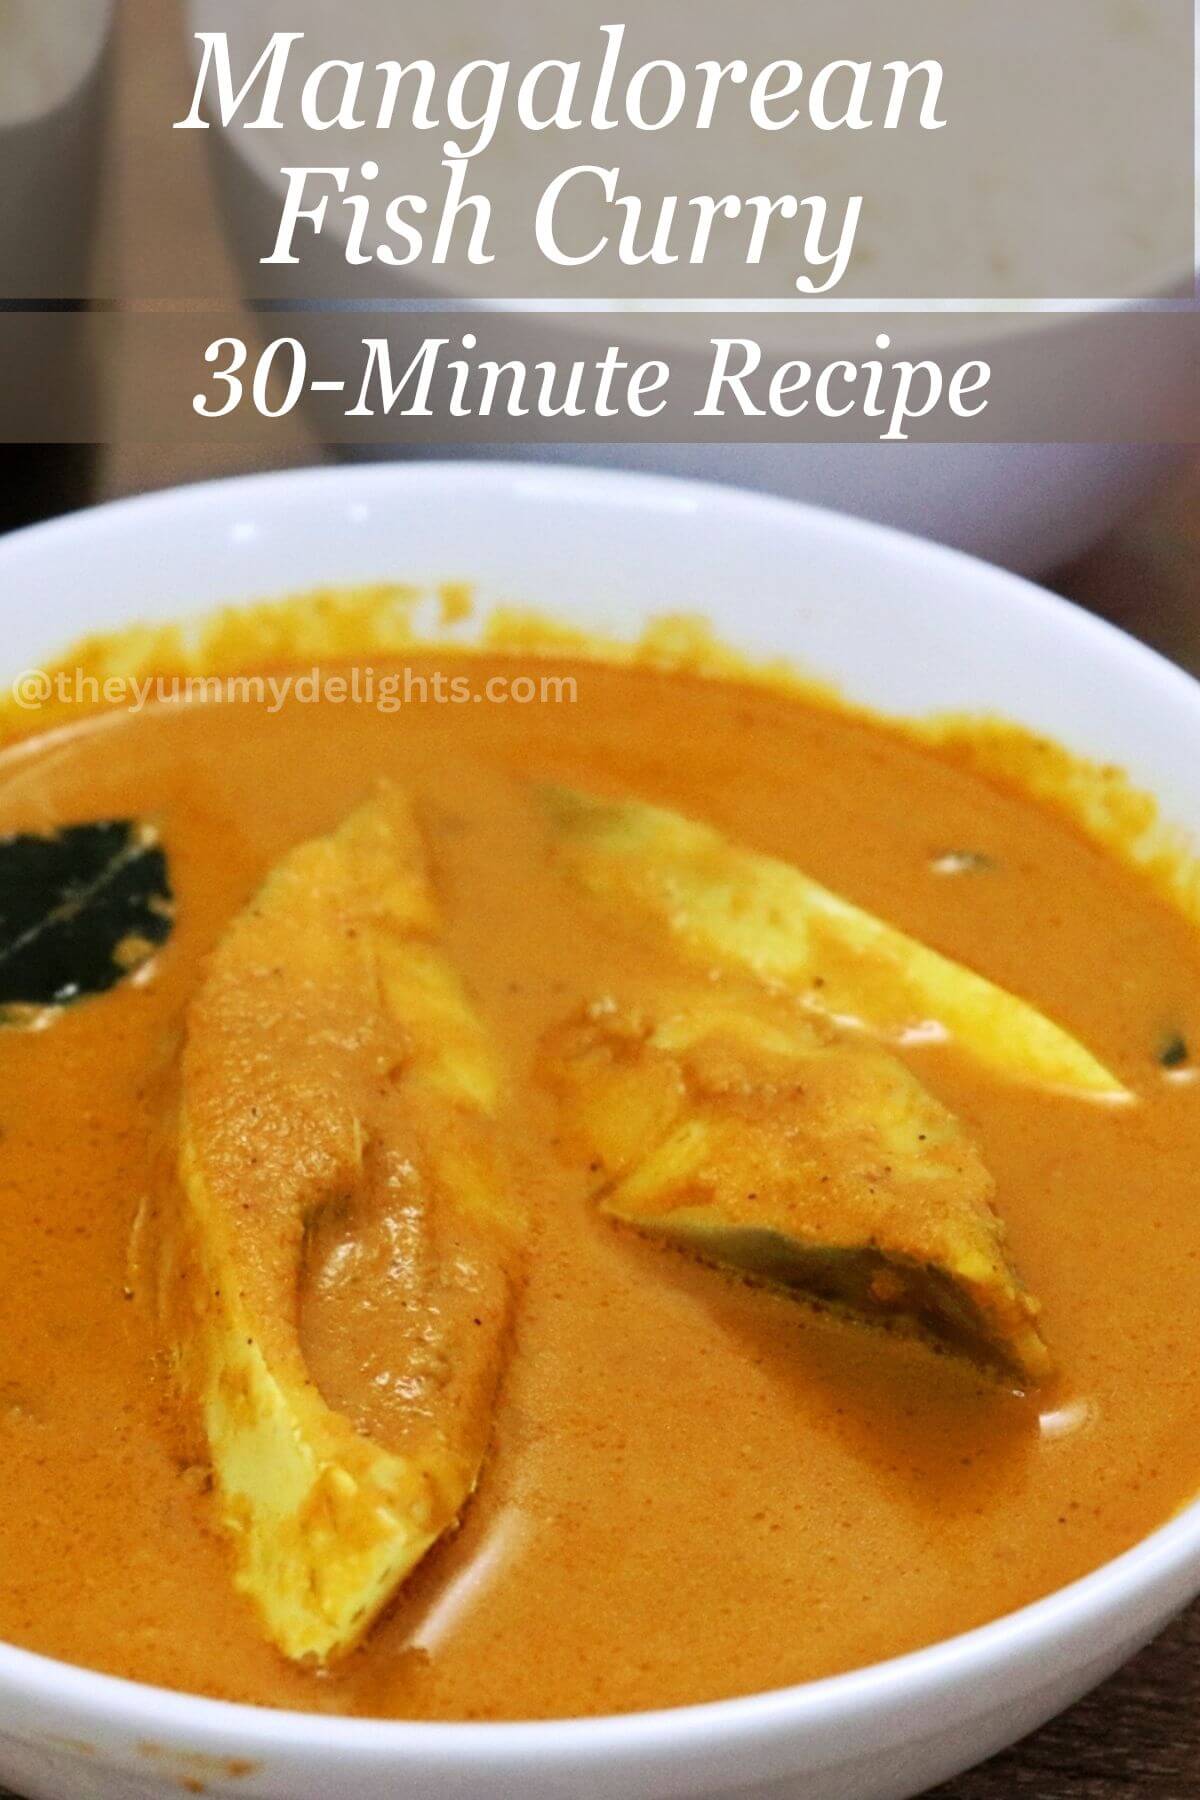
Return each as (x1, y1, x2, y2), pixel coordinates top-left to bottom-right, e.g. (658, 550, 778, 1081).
(1, 628, 1199, 1723)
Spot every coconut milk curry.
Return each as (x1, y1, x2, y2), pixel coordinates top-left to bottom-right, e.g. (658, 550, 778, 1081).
(1, 642, 1199, 1720)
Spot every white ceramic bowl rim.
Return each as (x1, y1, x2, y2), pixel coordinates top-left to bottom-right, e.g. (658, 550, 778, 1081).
(0, 461, 1198, 1770)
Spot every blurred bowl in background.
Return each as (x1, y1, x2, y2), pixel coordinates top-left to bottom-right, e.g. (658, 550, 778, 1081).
(346, 436, 1189, 579)
(187, 0, 1195, 576)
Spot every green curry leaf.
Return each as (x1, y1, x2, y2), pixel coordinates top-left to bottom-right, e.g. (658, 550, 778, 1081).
(0, 821, 174, 1013)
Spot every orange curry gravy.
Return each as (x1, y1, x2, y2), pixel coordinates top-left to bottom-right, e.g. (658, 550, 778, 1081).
(1, 650, 1200, 1721)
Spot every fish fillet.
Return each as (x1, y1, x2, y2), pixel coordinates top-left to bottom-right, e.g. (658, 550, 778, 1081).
(542, 998, 1050, 1385)
(539, 786, 1126, 1099)
(157, 786, 520, 1663)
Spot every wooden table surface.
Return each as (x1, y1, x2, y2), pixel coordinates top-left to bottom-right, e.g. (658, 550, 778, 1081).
(4, 0, 1200, 1793)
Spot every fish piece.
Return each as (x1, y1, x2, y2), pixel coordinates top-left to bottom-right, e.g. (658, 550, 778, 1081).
(542, 997, 1050, 1385)
(538, 786, 1127, 1099)
(157, 786, 520, 1663)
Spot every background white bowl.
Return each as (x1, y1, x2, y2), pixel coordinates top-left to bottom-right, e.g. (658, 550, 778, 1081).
(1, 462, 1200, 1800)
(188, 0, 1194, 583)
(207, 204, 1193, 577)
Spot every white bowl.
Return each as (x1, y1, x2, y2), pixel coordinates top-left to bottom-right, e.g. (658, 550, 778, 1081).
(1, 463, 1199, 1800)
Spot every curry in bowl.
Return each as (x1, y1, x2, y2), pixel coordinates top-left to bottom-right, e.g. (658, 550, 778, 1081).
(1, 604, 1198, 1723)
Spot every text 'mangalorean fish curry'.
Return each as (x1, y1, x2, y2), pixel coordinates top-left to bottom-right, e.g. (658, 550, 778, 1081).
(1, 598, 1198, 1721)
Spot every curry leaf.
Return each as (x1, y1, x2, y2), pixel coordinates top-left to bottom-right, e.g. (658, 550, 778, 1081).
(0, 821, 174, 1012)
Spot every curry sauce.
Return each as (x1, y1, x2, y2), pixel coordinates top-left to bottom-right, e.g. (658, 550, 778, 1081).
(1, 651, 1199, 1720)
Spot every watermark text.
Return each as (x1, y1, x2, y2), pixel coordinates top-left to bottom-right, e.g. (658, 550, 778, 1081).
(11, 664, 579, 717)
